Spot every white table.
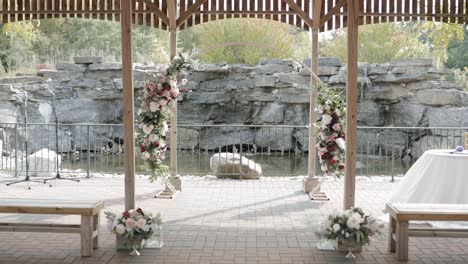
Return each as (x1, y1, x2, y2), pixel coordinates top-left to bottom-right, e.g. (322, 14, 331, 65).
(389, 149, 468, 204)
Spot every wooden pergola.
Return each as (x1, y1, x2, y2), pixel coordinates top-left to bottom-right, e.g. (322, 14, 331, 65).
(1, 0, 466, 210)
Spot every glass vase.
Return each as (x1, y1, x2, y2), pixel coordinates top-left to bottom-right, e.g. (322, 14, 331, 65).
(145, 225, 163, 248)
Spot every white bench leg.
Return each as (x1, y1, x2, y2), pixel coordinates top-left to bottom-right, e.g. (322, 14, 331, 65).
(93, 213, 100, 249)
(396, 220, 409, 261)
(81, 215, 94, 257)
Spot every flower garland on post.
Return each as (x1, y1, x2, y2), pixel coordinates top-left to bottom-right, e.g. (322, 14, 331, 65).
(136, 54, 194, 183)
(315, 84, 346, 177)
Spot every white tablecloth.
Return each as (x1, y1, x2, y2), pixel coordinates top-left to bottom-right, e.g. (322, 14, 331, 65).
(389, 149, 468, 204)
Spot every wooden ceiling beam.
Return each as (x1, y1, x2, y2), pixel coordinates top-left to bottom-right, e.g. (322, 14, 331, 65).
(282, 0, 314, 28)
(141, 0, 169, 25)
(176, 0, 208, 27)
(320, 0, 347, 26)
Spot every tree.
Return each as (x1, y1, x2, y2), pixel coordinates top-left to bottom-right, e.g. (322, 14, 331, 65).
(190, 18, 307, 64)
(320, 23, 430, 63)
(445, 28, 468, 69)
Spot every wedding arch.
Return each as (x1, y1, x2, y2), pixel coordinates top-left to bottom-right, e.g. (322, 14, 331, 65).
(1, 0, 466, 211)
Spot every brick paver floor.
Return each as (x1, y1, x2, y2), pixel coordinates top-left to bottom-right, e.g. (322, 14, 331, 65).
(0, 174, 468, 264)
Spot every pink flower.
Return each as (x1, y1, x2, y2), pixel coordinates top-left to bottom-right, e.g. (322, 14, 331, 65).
(325, 135, 336, 143)
(332, 123, 340, 131)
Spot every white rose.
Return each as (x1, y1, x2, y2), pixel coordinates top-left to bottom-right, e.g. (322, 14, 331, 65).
(149, 102, 159, 112)
(346, 215, 361, 230)
(141, 152, 150, 160)
(181, 79, 188, 85)
(115, 224, 126, 235)
(125, 218, 136, 230)
(336, 138, 346, 150)
(332, 223, 341, 233)
(136, 218, 147, 229)
(148, 134, 158, 142)
(142, 124, 154, 135)
(160, 99, 168, 106)
(345, 232, 350, 238)
(321, 114, 332, 127)
(335, 109, 341, 116)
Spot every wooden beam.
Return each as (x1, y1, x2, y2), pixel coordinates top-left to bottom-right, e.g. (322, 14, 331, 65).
(141, 0, 169, 25)
(121, 0, 135, 211)
(320, 0, 347, 26)
(282, 0, 314, 28)
(176, 0, 208, 27)
(344, 0, 359, 209)
(166, 0, 176, 30)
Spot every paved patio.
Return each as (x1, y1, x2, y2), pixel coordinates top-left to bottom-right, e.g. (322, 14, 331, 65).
(0, 174, 468, 264)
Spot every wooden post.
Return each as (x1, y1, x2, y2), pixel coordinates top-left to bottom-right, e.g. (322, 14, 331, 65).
(121, 0, 135, 210)
(303, 0, 321, 193)
(344, 0, 358, 209)
(169, 29, 181, 191)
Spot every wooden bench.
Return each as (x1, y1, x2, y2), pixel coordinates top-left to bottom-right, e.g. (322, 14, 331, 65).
(0, 198, 104, 257)
(387, 203, 468, 261)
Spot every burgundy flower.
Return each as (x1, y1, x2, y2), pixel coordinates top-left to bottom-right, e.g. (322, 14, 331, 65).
(139, 145, 145, 153)
(164, 83, 171, 91)
(136, 208, 144, 216)
(329, 159, 337, 165)
(153, 141, 160, 148)
(122, 211, 130, 219)
(321, 152, 331, 160)
(338, 165, 345, 170)
(327, 145, 336, 152)
(331, 112, 338, 119)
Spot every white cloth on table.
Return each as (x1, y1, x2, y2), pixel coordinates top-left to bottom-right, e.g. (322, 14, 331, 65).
(388, 149, 468, 228)
(389, 149, 468, 204)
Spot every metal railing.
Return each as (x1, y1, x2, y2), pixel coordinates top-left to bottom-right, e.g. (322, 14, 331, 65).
(0, 122, 466, 178)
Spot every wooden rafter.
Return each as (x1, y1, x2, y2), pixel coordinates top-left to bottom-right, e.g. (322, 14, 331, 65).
(282, 0, 314, 28)
(141, 0, 169, 25)
(176, 0, 208, 27)
(320, 0, 347, 26)
(313, 0, 322, 29)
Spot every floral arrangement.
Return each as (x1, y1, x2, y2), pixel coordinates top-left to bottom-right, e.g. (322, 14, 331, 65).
(136, 53, 195, 182)
(105, 209, 162, 242)
(315, 84, 346, 177)
(317, 207, 380, 246)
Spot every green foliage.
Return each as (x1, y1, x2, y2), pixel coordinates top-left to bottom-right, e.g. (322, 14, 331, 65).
(320, 23, 431, 63)
(191, 18, 306, 65)
(446, 68, 468, 91)
(0, 19, 169, 74)
(445, 28, 468, 69)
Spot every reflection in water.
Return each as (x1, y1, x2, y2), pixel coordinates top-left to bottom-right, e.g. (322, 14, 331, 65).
(61, 150, 413, 177)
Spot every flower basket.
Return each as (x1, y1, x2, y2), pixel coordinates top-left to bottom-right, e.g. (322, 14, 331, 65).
(335, 239, 362, 252)
(105, 209, 163, 254)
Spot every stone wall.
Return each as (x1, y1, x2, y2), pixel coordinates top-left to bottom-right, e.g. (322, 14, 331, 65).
(0, 56, 466, 156)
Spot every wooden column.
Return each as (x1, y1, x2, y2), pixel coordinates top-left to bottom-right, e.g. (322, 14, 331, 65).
(121, 0, 135, 210)
(303, 0, 321, 193)
(168, 0, 181, 191)
(169, 29, 181, 190)
(344, 0, 358, 209)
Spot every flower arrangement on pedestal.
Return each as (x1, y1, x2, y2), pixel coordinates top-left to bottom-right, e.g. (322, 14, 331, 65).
(105, 209, 162, 255)
(317, 207, 381, 258)
(136, 54, 195, 183)
(315, 85, 346, 177)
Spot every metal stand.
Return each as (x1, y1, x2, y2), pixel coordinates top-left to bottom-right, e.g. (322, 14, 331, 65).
(6, 92, 43, 189)
(43, 89, 80, 187)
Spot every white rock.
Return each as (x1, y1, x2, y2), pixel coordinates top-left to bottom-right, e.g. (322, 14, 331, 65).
(19, 148, 61, 177)
(210, 153, 262, 179)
